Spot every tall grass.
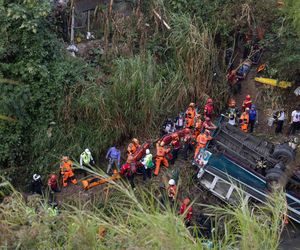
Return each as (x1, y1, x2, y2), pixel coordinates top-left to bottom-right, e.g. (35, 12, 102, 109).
(23, 10, 229, 182)
(0, 175, 287, 249)
(168, 13, 228, 110)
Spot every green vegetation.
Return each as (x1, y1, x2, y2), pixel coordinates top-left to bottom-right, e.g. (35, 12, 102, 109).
(1, 0, 298, 186)
(0, 1, 299, 247)
(0, 176, 287, 249)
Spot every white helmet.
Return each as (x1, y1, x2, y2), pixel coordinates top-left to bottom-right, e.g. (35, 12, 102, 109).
(85, 148, 91, 154)
(146, 149, 150, 155)
(168, 179, 175, 185)
(33, 174, 41, 181)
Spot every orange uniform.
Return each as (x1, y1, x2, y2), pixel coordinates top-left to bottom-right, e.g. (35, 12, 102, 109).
(185, 107, 196, 128)
(127, 139, 140, 155)
(240, 112, 249, 132)
(194, 132, 212, 158)
(60, 158, 77, 187)
(127, 143, 136, 155)
(154, 142, 170, 176)
(193, 118, 203, 138)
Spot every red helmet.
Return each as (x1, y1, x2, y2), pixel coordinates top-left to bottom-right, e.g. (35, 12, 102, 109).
(246, 95, 251, 100)
(207, 98, 213, 104)
(183, 198, 190, 205)
(205, 116, 211, 122)
(50, 174, 57, 180)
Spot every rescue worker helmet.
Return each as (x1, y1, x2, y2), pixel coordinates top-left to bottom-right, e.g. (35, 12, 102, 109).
(246, 95, 251, 100)
(245, 107, 250, 111)
(160, 141, 165, 147)
(168, 179, 175, 186)
(50, 174, 57, 180)
(146, 149, 150, 155)
(251, 104, 256, 109)
(183, 197, 190, 205)
(189, 102, 195, 107)
(33, 174, 41, 181)
(85, 148, 91, 155)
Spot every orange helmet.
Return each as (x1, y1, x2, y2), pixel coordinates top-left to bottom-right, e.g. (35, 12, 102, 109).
(207, 98, 213, 104)
(246, 95, 251, 100)
(189, 102, 195, 107)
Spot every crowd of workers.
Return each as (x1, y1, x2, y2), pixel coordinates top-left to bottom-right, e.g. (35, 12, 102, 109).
(30, 95, 300, 226)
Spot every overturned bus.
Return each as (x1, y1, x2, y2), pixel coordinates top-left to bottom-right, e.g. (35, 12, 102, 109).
(194, 119, 300, 223)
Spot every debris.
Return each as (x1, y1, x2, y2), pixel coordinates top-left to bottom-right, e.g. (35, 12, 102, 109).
(294, 87, 300, 96)
(153, 10, 171, 30)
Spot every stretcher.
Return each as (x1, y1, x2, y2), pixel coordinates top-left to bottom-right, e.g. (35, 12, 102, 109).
(254, 77, 292, 89)
(121, 142, 151, 174)
(160, 128, 191, 145)
(81, 170, 121, 190)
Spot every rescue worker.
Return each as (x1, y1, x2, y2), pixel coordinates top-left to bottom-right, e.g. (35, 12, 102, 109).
(141, 149, 154, 180)
(48, 174, 59, 193)
(175, 113, 184, 130)
(106, 145, 121, 174)
(31, 174, 43, 195)
(242, 95, 252, 111)
(48, 174, 59, 203)
(248, 104, 257, 133)
(202, 117, 217, 131)
(120, 159, 136, 189)
(127, 138, 140, 155)
(182, 132, 194, 160)
(239, 108, 250, 133)
(274, 108, 285, 134)
(170, 133, 181, 164)
(167, 179, 177, 203)
(204, 98, 214, 118)
(162, 118, 175, 135)
(60, 156, 77, 187)
(288, 106, 300, 135)
(226, 98, 239, 126)
(79, 148, 95, 176)
(185, 103, 196, 128)
(194, 130, 212, 158)
(179, 197, 193, 227)
(193, 114, 203, 138)
(154, 140, 171, 176)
